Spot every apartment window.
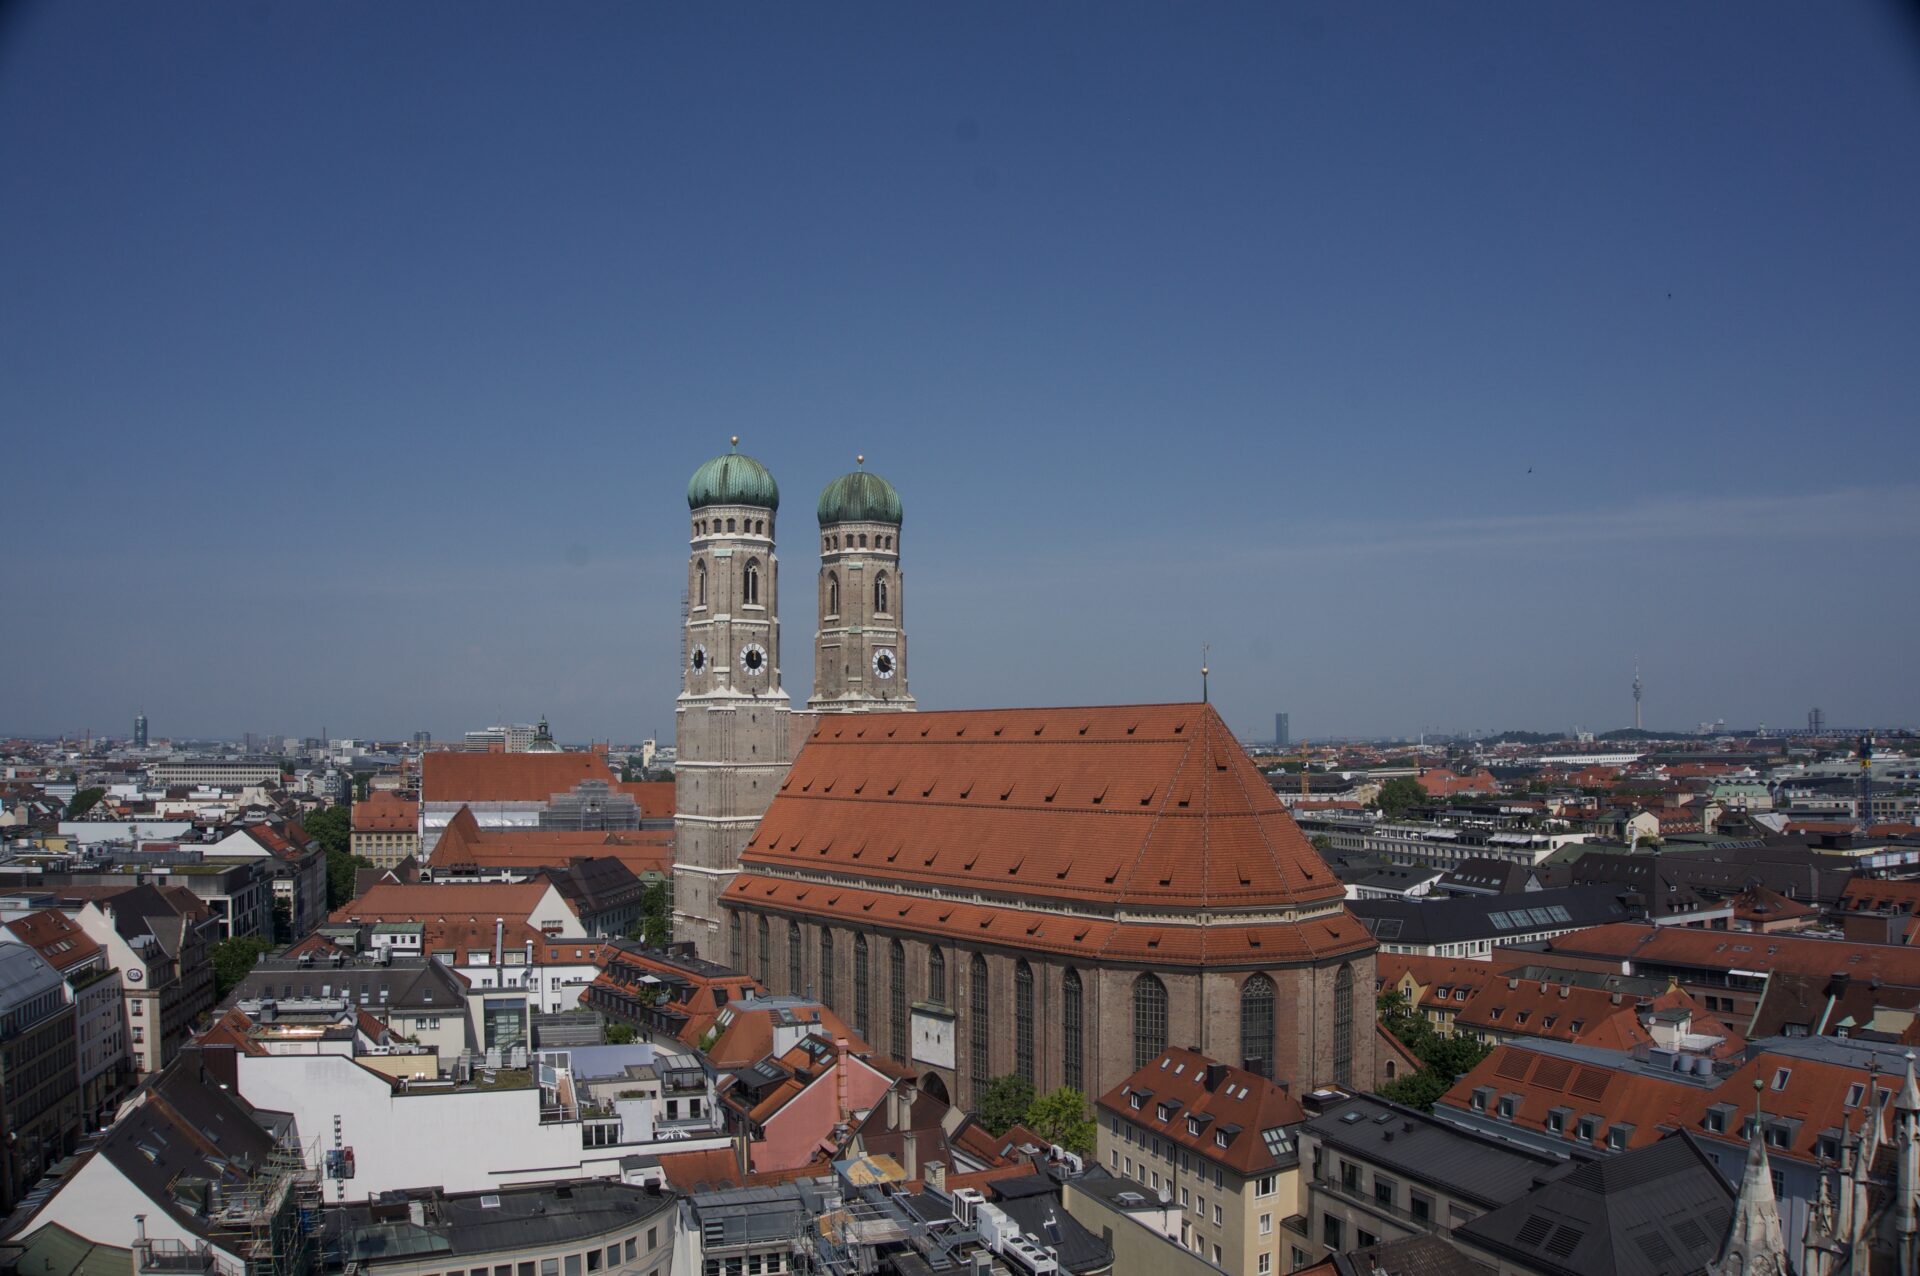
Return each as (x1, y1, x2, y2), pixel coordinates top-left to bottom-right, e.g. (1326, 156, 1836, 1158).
(1357, 1231, 1377, 1249)
(605, 1248, 618, 1268)
(1260, 1213, 1273, 1235)
(1258, 1256, 1272, 1275)
(1151, 1171, 1160, 1191)
(1110, 1150, 1120, 1170)
(587, 1251, 601, 1272)
(1124, 1157, 1133, 1177)
(1577, 1117, 1597, 1142)
(1256, 1174, 1276, 1198)
(1341, 1160, 1359, 1191)
(1608, 1126, 1629, 1150)
(625, 1240, 636, 1261)
(1213, 1245, 1222, 1265)
(1181, 1188, 1190, 1207)
(541, 1262, 558, 1276)
(1213, 1204, 1222, 1226)
(1374, 1176, 1395, 1207)
(1410, 1192, 1432, 1222)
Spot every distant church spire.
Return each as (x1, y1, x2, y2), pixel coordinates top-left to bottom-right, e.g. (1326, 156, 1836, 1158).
(1711, 1080, 1792, 1276)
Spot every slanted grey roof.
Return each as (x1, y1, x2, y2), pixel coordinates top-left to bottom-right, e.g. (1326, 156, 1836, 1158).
(1305, 1094, 1568, 1209)
(1455, 1133, 1733, 1276)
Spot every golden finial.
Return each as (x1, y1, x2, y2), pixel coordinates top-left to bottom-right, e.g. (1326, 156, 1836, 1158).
(857, 454, 865, 467)
(730, 435, 739, 448)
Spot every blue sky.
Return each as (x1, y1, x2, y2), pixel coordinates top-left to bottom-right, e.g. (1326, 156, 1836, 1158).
(3, 2, 1917, 744)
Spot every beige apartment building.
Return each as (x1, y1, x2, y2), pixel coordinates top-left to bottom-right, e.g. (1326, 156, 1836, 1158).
(352, 791, 421, 868)
(1096, 1047, 1309, 1275)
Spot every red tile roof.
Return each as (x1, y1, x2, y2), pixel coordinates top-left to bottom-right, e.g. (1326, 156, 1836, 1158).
(725, 703, 1371, 968)
(1376, 954, 1503, 1013)
(3, 909, 104, 973)
(618, 781, 675, 820)
(421, 751, 618, 803)
(429, 805, 672, 878)
(1546, 922, 1920, 987)
(1439, 1043, 1699, 1152)
(1096, 1046, 1306, 1176)
(353, 791, 418, 832)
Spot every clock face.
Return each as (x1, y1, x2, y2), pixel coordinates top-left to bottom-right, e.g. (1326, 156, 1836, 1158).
(739, 643, 768, 675)
(690, 644, 707, 673)
(873, 648, 897, 679)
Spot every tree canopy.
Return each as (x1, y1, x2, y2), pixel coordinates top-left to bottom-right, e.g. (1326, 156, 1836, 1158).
(1374, 776, 1428, 818)
(1374, 989, 1492, 1111)
(212, 935, 274, 999)
(978, 1074, 1036, 1136)
(1022, 1086, 1097, 1158)
(65, 786, 107, 819)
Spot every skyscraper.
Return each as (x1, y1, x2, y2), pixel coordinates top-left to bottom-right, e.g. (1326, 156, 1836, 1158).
(1275, 712, 1290, 748)
(133, 712, 148, 749)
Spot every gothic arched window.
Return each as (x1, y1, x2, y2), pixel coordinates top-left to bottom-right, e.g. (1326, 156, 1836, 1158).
(854, 935, 871, 1038)
(1133, 974, 1168, 1070)
(929, 947, 947, 1005)
(1334, 965, 1355, 1087)
(1241, 973, 1276, 1079)
(874, 573, 889, 615)
(696, 560, 707, 608)
(1062, 968, 1084, 1094)
(729, 912, 743, 970)
(820, 929, 835, 1005)
(744, 559, 760, 607)
(788, 921, 802, 995)
(755, 915, 770, 985)
(969, 954, 990, 1099)
(1014, 960, 1035, 1085)
(890, 940, 908, 1060)
(827, 572, 840, 617)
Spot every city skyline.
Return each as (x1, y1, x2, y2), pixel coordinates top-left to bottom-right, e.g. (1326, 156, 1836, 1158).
(3, 3, 1918, 742)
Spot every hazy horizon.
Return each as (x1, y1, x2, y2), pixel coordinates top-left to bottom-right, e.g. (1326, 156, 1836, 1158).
(4, 3, 1917, 746)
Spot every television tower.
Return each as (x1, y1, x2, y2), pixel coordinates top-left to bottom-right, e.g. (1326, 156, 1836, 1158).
(1632, 660, 1643, 732)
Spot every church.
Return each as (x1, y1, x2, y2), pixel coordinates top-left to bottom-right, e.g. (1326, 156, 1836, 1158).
(671, 441, 1377, 1106)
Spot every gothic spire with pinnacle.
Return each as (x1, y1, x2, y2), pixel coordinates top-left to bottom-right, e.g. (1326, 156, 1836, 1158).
(1711, 1080, 1792, 1276)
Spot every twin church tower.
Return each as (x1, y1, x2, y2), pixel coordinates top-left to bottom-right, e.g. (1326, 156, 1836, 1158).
(672, 440, 914, 953)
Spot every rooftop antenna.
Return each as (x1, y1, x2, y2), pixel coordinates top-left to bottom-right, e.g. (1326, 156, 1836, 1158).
(1200, 645, 1210, 704)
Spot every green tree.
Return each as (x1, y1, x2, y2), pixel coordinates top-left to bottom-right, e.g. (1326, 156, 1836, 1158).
(979, 1074, 1036, 1136)
(1374, 989, 1492, 1111)
(211, 935, 273, 999)
(66, 787, 107, 819)
(1378, 1069, 1453, 1111)
(303, 804, 351, 855)
(627, 881, 671, 949)
(1374, 776, 1428, 819)
(325, 849, 370, 910)
(1022, 1086, 1096, 1158)
(604, 1022, 637, 1045)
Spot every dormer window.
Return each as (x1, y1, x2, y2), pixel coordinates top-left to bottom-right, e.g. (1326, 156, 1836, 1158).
(1215, 1131, 1230, 1148)
(1188, 1117, 1201, 1136)
(1130, 1094, 1142, 1111)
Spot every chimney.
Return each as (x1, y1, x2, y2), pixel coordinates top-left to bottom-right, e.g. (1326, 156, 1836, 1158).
(525, 938, 534, 966)
(1204, 1062, 1227, 1092)
(836, 1038, 850, 1126)
(902, 1130, 919, 1182)
(925, 1160, 947, 1194)
(494, 918, 505, 968)
(889, 1084, 905, 1130)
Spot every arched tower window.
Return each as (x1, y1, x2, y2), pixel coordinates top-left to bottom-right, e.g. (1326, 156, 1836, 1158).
(729, 912, 742, 971)
(1062, 969, 1084, 1094)
(1241, 974, 1276, 1079)
(1334, 965, 1355, 1087)
(1014, 960, 1035, 1085)
(854, 935, 871, 1038)
(744, 559, 760, 606)
(969, 955, 990, 1101)
(929, 947, 947, 1005)
(755, 916, 770, 986)
(827, 572, 839, 617)
(788, 921, 802, 995)
(889, 940, 908, 1061)
(1132, 974, 1168, 1071)
(874, 572, 889, 614)
(820, 929, 835, 1005)
(696, 560, 707, 608)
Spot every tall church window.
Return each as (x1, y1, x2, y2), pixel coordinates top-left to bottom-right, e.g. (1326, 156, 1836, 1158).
(788, 921, 802, 995)
(929, 947, 946, 1005)
(827, 572, 840, 617)
(1334, 965, 1354, 1087)
(1133, 974, 1168, 1071)
(1014, 960, 1035, 1085)
(874, 572, 889, 614)
(969, 954, 990, 1100)
(820, 929, 835, 1005)
(1241, 974, 1276, 1079)
(854, 935, 871, 1038)
(744, 559, 761, 606)
(696, 560, 707, 608)
(1062, 969, 1084, 1094)
(756, 915, 770, 986)
(890, 940, 908, 1060)
(729, 913, 743, 970)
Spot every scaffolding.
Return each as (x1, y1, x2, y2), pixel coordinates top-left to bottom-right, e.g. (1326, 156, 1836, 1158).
(205, 1130, 324, 1276)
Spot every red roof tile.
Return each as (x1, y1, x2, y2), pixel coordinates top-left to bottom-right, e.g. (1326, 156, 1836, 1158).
(1096, 1046, 1307, 1176)
(353, 791, 418, 832)
(421, 751, 618, 803)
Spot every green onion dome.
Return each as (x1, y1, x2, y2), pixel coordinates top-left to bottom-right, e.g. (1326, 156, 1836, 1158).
(816, 458, 903, 526)
(687, 437, 779, 511)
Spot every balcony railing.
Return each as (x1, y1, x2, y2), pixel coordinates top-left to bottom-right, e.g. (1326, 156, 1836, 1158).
(1310, 1174, 1439, 1233)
